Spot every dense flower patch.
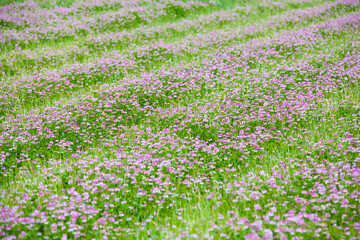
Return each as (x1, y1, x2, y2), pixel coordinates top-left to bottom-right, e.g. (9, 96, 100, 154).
(0, 0, 359, 239)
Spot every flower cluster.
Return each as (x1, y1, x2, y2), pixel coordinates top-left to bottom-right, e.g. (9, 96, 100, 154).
(0, 0, 359, 239)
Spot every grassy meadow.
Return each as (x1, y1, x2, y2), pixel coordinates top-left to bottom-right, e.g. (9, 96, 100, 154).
(0, 0, 360, 239)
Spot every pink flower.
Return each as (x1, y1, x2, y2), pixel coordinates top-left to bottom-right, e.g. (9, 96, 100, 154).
(245, 233, 260, 240)
(263, 229, 273, 240)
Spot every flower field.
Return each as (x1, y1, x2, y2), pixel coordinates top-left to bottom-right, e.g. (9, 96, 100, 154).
(0, 0, 360, 239)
